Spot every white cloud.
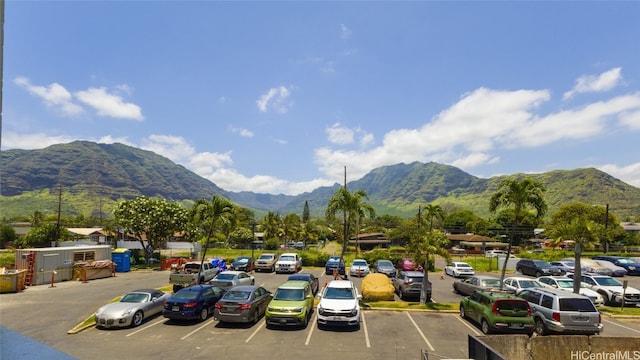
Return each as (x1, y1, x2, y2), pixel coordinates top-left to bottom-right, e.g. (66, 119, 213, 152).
(256, 86, 293, 113)
(1, 131, 77, 150)
(14, 77, 84, 116)
(563, 67, 623, 100)
(341, 24, 352, 40)
(598, 162, 640, 188)
(326, 123, 354, 145)
(75, 87, 144, 120)
(229, 126, 254, 138)
(619, 109, 640, 130)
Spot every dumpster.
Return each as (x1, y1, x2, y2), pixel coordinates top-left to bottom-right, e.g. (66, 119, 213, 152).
(111, 248, 131, 272)
(0, 269, 27, 293)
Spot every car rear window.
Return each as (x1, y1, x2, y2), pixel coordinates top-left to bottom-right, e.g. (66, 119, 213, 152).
(407, 276, 423, 283)
(494, 299, 530, 316)
(559, 298, 597, 312)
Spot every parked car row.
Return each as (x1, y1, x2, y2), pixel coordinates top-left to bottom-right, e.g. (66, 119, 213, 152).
(459, 286, 604, 336)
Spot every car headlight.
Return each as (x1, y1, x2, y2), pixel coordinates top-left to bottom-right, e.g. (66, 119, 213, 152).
(122, 309, 133, 316)
(350, 308, 358, 316)
(267, 306, 274, 311)
(610, 291, 621, 296)
(318, 307, 325, 315)
(293, 307, 303, 313)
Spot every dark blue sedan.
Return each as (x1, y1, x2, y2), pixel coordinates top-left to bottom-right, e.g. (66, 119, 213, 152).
(163, 285, 225, 322)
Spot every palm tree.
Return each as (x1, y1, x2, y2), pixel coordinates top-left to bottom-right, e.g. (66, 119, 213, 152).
(262, 211, 283, 244)
(190, 195, 234, 284)
(489, 177, 547, 285)
(551, 217, 599, 294)
(407, 229, 449, 304)
(423, 204, 445, 231)
(326, 187, 375, 264)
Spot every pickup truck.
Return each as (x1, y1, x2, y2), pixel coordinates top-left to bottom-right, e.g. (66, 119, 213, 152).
(275, 253, 302, 274)
(169, 261, 219, 293)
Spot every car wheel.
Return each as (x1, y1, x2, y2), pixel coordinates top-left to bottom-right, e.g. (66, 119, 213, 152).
(598, 291, 613, 306)
(481, 319, 492, 334)
(399, 289, 405, 300)
(251, 279, 255, 285)
(459, 305, 466, 319)
(516, 267, 522, 274)
(453, 286, 460, 294)
(199, 308, 208, 322)
(535, 271, 542, 278)
(132, 311, 144, 327)
(302, 311, 309, 328)
(271, 265, 275, 272)
(534, 318, 547, 336)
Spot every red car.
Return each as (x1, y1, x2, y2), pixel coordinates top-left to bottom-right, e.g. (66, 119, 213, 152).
(397, 258, 417, 271)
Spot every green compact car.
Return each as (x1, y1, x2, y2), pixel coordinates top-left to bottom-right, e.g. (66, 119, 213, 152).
(265, 280, 314, 329)
(459, 290, 535, 335)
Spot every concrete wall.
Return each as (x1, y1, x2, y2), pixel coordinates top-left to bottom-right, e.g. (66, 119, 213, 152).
(477, 335, 640, 360)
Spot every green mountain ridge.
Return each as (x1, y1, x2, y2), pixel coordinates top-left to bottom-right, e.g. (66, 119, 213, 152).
(1, 141, 639, 220)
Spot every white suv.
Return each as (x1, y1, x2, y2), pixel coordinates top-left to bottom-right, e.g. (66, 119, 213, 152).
(579, 274, 640, 306)
(317, 280, 361, 329)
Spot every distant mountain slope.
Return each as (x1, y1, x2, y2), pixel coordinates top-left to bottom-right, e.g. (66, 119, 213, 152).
(1, 141, 639, 220)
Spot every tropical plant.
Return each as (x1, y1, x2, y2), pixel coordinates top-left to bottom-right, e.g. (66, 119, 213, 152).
(489, 177, 547, 285)
(113, 196, 189, 261)
(325, 187, 375, 262)
(422, 203, 445, 231)
(261, 211, 283, 244)
(550, 216, 600, 293)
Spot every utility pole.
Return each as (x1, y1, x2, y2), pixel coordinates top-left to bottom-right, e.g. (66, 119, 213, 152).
(56, 183, 62, 247)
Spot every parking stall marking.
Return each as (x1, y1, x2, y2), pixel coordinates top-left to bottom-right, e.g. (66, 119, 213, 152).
(406, 312, 435, 352)
(180, 318, 217, 341)
(304, 311, 318, 346)
(361, 311, 371, 348)
(603, 318, 640, 334)
(244, 320, 265, 343)
(126, 317, 165, 337)
(454, 313, 482, 336)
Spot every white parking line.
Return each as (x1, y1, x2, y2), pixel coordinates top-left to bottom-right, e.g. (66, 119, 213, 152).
(245, 320, 264, 343)
(455, 313, 482, 336)
(305, 312, 317, 345)
(180, 318, 216, 340)
(603, 318, 640, 334)
(406, 312, 435, 352)
(126, 317, 165, 337)
(361, 311, 371, 348)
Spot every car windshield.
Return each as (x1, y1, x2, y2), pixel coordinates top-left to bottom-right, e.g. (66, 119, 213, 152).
(481, 279, 501, 288)
(378, 260, 393, 267)
(324, 287, 355, 300)
(215, 273, 236, 280)
(556, 280, 574, 288)
(617, 259, 634, 265)
(353, 261, 367, 266)
(327, 257, 341, 263)
(172, 290, 200, 300)
(407, 276, 423, 283)
(274, 288, 305, 301)
(121, 293, 150, 303)
(223, 290, 251, 301)
(594, 277, 622, 286)
(259, 255, 273, 260)
(533, 260, 552, 267)
(235, 258, 249, 263)
(519, 280, 542, 288)
(280, 256, 295, 261)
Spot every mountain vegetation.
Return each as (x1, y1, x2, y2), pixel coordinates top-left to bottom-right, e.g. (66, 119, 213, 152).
(1, 141, 639, 221)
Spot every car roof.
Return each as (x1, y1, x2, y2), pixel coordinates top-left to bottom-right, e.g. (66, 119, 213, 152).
(327, 280, 355, 288)
(227, 285, 261, 292)
(475, 290, 521, 300)
(278, 280, 309, 289)
(525, 286, 591, 299)
(401, 271, 424, 276)
(131, 288, 160, 294)
(221, 270, 246, 275)
(451, 261, 470, 265)
(504, 276, 537, 281)
(473, 275, 500, 280)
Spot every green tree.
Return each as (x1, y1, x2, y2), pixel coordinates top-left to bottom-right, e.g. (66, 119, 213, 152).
(406, 221, 450, 304)
(190, 196, 234, 283)
(549, 203, 624, 252)
(302, 201, 310, 223)
(282, 213, 302, 244)
(0, 224, 17, 248)
(550, 217, 600, 294)
(16, 223, 71, 248)
(30, 211, 44, 227)
(489, 177, 547, 286)
(422, 204, 445, 231)
(113, 196, 188, 262)
(326, 188, 375, 263)
(262, 211, 283, 244)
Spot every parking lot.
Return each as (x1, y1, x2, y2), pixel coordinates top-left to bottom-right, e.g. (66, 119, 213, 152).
(2, 266, 640, 359)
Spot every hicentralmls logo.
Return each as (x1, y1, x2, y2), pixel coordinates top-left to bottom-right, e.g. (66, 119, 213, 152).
(570, 351, 640, 360)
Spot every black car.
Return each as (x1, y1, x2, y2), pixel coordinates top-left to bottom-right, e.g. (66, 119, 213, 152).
(230, 256, 255, 272)
(287, 273, 320, 295)
(516, 259, 565, 277)
(163, 285, 226, 322)
(592, 255, 640, 276)
(325, 256, 345, 276)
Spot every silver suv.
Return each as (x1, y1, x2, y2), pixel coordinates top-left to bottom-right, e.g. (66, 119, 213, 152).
(517, 287, 603, 336)
(392, 271, 432, 301)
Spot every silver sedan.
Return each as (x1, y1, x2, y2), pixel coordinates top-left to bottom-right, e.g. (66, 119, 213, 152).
(95, 289, 170, 328)
(208, 271, 255, 290)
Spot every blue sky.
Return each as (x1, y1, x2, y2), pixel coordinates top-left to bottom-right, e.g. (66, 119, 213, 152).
(3, 1, 640, 195)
